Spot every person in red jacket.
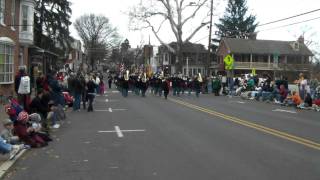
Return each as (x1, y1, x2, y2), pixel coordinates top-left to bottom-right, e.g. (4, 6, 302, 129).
(14, 112, 48, 148)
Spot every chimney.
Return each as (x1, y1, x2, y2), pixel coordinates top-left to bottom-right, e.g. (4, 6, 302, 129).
(298, 35, 304, 44)
(248, 32, 257, 40)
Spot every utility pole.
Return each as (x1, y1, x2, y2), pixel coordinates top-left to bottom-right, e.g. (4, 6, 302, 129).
(186, 57, 189, 76)
(207, 0, 214, 76)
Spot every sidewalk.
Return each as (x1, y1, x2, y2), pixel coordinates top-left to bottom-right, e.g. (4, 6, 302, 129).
(0, 104, 28, 179)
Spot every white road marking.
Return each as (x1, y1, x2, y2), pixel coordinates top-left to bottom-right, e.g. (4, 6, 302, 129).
(272, 109, 297, 114)
(115, 126, 124, 138)
(237, 101, 245, 104)
(105, 99, 118, 102)
(112, 108, 127, 111)
(95, 108, 126, 112)
(95, 110, 110, 112)
(109, 166, 119, 169)
(229, 101, 246, 104)
(98, 126, 146, 138)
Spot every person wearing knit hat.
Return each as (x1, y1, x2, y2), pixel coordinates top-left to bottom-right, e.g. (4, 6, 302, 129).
(14, 111, 48, 148)
(17, 111, 29, 123)
(1, 119, 20, 145)
(2, 119, 13, 126)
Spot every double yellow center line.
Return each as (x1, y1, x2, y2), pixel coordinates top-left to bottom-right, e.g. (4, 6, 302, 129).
(169, 98, 320, 151)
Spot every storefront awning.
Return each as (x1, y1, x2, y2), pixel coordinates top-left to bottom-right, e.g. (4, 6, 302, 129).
(0, 37, 15, 45)
(29, 45, 59, 57)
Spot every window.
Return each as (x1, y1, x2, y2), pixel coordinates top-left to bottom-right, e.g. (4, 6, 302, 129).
(11, 0, 15, 26)
(0, 44, 14, 84)
(0, 0, 5, 24)
(22, 5, 28, 31)
(19, 47, 24, 66)
(193, 68, 196, 76)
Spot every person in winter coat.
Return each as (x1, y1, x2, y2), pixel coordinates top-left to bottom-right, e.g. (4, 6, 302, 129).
(87, 76, 96, 112)
(212, 77, 221, 96)
(29, 90, 48, 119)
(0, 136, 24, 160)
(1, 119, 20, 145)
(14, 111, 49, 148)
(194, 76, 201, 98)
(108, 75, 113, 89)
(72, 76, 83, 111)
(162, 78, 170, 99)
(14, 67, 30, 111)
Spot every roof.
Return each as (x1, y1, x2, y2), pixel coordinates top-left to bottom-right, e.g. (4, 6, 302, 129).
(160, 42, 207, 53)
(222, 38, 313, 56)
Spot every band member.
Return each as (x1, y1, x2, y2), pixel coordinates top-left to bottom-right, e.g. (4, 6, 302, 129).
(162, 77, 170, 100)
(194, 73, 203, 98)
(122, 70, 129, 97)
(141, 73, 148, 97)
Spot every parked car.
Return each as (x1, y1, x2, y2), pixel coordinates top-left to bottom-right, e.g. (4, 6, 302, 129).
(62, 92, 73, 107)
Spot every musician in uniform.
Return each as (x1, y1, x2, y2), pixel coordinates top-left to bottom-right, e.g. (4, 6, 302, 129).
(122, 70, 130, 97)
(141, 73, 148, 97)
(194, 73, 203, 98)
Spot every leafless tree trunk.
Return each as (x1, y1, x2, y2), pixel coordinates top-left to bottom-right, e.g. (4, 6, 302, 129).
(129, 0, 220, 73)
(74, 14, 120, 70)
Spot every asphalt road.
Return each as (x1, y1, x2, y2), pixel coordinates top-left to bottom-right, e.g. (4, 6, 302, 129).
(4, 89, 320, 180)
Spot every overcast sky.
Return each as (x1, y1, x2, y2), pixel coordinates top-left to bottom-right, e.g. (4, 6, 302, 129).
(69, 0, 320, 50)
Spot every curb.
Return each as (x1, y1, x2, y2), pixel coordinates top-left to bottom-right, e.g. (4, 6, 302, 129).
(0, 149, 27, 179)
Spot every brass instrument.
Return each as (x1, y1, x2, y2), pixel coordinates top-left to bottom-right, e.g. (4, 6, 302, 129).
(142, 72, 147, 83)
(124, 70, 129, 81)
(198, 73, 203, 82)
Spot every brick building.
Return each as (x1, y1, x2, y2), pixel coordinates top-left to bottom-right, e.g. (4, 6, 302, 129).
(0, 0, 34, 97)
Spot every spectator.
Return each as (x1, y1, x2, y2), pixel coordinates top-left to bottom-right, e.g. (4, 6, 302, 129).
(278, 84, 288, 103)
(14, 111, 48, 148)
(29, 90, 48, 119)
(310, 78, 319, 99)
(284, 91, 302, 107)
(1, 119, 20, 145)
(0, 136, 23, 160)
(47, 101, 60, 129)
(212, 77, 221, 96)
(87, 76, 96, 112)
(297, 73, 308, 100)
(108, 75, 113, 89)
(14, 67, 31, 111)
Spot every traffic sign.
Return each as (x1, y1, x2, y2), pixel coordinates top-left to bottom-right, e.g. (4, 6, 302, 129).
(224, 54, 234, 70)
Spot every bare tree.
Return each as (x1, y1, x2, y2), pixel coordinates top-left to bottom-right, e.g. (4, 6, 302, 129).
(74, 14, 120, 70)
(129, 0, 221, 72)
(289, 26, 320, 62)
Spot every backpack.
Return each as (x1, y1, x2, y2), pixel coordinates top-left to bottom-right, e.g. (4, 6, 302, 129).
(18, 76, 31, 94)
(8, 99, 23, 116)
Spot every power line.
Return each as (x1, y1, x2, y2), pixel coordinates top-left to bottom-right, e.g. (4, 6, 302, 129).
(258, 8, 320, 27)
(193, 9, 320, 42)
(194, 35, 209, 43)
(258, 16, 320, 32)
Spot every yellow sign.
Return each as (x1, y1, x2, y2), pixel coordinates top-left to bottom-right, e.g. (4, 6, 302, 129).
(252, 68, 256, 76)
(224, 54, 234, 70)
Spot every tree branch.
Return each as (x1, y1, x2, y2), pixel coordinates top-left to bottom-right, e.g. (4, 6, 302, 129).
(182, 0, 209, 26)
(184, 21, 209, 42)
